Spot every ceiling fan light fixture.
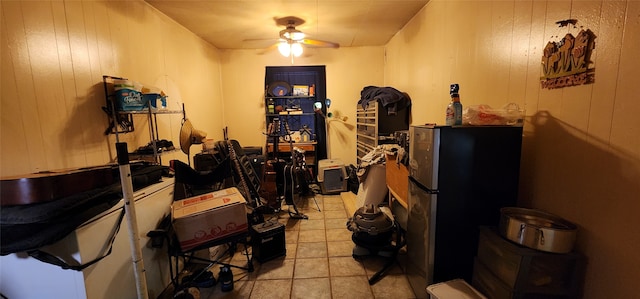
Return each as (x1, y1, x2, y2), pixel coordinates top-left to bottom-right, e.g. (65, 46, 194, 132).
(291, 42, 303, 57)
(284, 30, 305, 41)
(278, 41, 291, 57)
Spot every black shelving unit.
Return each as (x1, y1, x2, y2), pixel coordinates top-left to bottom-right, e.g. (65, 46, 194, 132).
(264, 66, 327, 177)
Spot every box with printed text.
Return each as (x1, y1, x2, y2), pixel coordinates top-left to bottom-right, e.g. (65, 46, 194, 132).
(172, 187, 248, 251)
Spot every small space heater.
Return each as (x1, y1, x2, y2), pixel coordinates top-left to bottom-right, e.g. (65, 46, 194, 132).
(317, 159, 347, 194)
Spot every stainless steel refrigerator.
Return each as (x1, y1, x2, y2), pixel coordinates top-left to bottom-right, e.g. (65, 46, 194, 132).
(406, 125, 522, 298)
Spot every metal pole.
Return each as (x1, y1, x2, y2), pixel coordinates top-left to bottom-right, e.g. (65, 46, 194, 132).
(116, 142, 149, 299)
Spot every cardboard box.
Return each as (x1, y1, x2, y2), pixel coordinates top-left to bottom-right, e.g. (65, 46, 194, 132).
(172, 187, 248, 251)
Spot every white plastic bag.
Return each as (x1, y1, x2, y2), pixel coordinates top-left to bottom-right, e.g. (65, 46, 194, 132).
(463, 103, 524, 126)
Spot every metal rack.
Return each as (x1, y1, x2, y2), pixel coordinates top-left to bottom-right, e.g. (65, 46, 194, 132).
(356, 101, 384, 164)
(356, 101, 410, 164)
(102, 75, 184, 164)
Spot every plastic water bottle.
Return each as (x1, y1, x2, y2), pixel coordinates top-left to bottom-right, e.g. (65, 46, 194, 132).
(445, 84, 463, 125)
(219, 265, 233, 292)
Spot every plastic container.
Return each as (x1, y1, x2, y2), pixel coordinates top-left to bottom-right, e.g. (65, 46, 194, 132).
(114, 79, 146, 111)
(317, 159, 347, 194)
(142, 93, 160, 110)
(426, 279, 487, 299)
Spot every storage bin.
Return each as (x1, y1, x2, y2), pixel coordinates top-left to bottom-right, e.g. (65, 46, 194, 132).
(472, 258, 516, 299)
(113, 79, 146, 111)
(426, 279, 486, 299)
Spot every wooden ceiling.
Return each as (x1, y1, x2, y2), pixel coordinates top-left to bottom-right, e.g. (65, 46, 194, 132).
(145, 0, 430, 50)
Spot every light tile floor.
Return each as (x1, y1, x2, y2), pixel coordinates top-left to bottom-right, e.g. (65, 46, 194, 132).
(168, 194, 416, 299)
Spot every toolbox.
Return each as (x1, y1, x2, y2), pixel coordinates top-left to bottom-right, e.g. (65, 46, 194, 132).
(251, 220, 286, 263)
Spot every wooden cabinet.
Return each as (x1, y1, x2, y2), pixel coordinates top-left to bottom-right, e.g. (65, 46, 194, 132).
(386, 153, 409, 229)
(385, 154, 408, 207)
(266, 142, 317, 166)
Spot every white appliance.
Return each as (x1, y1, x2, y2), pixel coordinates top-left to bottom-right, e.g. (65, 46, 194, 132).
(406, 125, 522, 298)
(0, 178, 175, 299)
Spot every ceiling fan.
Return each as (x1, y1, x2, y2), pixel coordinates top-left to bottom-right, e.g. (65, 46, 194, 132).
(265, 16, 340, 60)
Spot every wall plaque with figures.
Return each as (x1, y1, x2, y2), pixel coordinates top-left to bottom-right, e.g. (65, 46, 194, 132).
(540, 21, 596, 90)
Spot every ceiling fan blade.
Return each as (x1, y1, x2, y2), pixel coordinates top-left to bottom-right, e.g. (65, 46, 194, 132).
(301, 38, 339, 48)
(257, 42, 280, 55)
(242, 38, 279, 49)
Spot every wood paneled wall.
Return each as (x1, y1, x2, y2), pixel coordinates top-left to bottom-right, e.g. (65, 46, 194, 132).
(1, 0, 225, 176)
(385, 1, 640, 298)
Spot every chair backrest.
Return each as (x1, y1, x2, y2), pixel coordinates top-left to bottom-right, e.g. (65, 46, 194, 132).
(170, 159, 230, 201)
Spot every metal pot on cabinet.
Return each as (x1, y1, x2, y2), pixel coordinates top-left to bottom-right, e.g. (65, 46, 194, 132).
(499, 207, 578, 254)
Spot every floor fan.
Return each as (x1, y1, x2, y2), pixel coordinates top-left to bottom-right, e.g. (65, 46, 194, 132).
(179, 118, 207, 166)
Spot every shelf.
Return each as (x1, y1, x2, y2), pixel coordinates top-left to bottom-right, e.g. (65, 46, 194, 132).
(266, 95, 316, 99)
(102, 75, 184, 164)
(267, 142, 316, 152)
(119, 109, 183, 115)
(129, 149, 179, 162)
(267, 142, 317, 166)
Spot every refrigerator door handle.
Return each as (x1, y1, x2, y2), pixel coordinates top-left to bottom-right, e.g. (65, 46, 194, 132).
(409, 176, 438, 194)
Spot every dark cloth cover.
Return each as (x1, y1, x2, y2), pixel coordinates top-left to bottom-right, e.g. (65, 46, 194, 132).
(358, 86, 411, 115)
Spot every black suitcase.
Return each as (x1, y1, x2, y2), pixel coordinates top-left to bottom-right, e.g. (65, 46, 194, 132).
(250, 220, 285, 263)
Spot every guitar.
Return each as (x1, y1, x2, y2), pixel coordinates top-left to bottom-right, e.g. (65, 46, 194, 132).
(260, 120, 281, 207)
(1, 165, 118, 206)
(281, 120, 312, 219)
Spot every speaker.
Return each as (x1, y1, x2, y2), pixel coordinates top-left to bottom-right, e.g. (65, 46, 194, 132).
(250, 220, 285, 263)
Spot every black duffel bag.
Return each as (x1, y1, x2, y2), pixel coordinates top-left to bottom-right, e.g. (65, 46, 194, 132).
(1, 164, 169, 270)
(0, 183, 124, 269)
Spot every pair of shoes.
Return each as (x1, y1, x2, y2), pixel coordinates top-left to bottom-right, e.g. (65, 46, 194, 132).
(219, 266, 234, 292)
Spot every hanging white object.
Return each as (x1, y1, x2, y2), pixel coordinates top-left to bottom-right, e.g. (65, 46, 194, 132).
(116, 143, 149, 299)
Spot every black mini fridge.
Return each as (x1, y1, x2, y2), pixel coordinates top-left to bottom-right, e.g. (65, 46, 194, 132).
(405, 125, 523, 298)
